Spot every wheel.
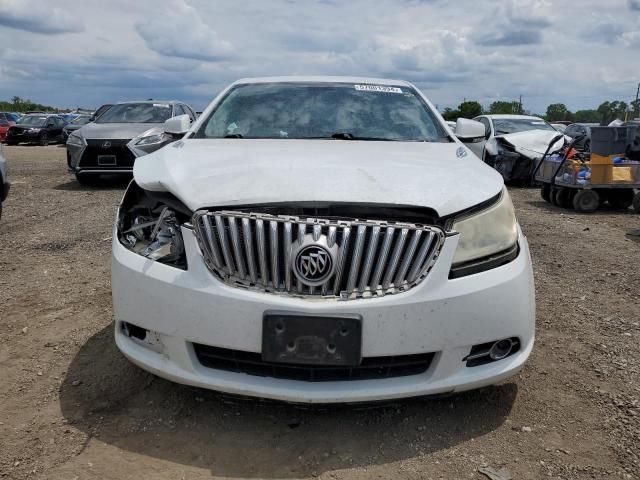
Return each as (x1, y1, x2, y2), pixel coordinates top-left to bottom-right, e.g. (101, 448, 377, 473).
(5, 141, 17, 146)
(540, 185, 551, 202)
(39, 133, 49, 146)
(554, 188, 573, 209)
(607, 189, 634, 210)
(572, 190, 600, 213)
(75, 173, 102, 186)
(549, 187, 559, 206)
(633, 192, 640, 214)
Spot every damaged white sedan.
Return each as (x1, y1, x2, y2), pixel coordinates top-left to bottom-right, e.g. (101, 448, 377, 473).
(469, 115, 565, 182)
(112, 77, 535, 403)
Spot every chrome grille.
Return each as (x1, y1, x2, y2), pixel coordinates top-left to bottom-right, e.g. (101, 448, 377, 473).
(192, 211, 445, 300)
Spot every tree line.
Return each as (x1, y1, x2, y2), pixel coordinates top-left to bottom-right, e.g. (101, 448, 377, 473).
(0, 96, 59, 113)
(441, 99, 640, 125)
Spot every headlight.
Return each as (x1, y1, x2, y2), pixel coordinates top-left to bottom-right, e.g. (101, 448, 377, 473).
(450, 188, 518, 276)
(135, 132, 169, 146)
(117, 182, 187, 269)
(66, 133, 84, 146)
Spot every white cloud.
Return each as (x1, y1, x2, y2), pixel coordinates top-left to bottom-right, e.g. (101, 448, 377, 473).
(0, 0, 83, 34)
(135, 0, 234, 62)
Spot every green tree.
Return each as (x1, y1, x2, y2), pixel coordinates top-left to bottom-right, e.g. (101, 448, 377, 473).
(597, 100, 628, 125)
(441, 107, 460, 121)
(545, 103, 572, 122)
(457, 100, 483, 119)
(488, 101, 522, 115)
(573, 109, 600, 123)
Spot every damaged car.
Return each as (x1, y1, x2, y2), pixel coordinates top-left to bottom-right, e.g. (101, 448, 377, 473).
(112, 77, 535, 403)
(66, 100, 196, 185)
(469, 114, 565, 182)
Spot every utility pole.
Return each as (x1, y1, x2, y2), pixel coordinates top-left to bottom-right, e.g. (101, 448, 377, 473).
(518, 95, 523, 114)
(635, 82, 640, 119)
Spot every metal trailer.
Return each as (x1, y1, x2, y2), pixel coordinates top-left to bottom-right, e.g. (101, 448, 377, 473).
(532, 131, 640, 213)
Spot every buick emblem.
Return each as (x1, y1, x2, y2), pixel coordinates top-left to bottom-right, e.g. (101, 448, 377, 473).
(101, 141, 111, 149)
(291, 235, 338, 287)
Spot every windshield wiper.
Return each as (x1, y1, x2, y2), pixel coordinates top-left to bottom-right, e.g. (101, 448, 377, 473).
(224, 133, 244, 138)
(303, 132, 400, 141)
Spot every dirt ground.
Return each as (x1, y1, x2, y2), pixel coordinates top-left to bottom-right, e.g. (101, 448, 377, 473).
(0, 144, 639, 480)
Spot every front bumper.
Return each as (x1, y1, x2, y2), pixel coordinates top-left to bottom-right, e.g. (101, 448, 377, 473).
(112, 225, 535, 403)
(67, 139, 136, 174)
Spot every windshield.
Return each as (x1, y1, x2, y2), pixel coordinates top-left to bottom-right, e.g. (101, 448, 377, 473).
(71, 115, 91, 125)
(18, 116, 47, 126)
(96, 103, 172, 124)
(493, 118, 556, 135)
(196, 82, 448, 142)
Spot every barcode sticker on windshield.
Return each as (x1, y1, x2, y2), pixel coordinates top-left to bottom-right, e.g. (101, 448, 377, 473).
(354, 85, 403, 93)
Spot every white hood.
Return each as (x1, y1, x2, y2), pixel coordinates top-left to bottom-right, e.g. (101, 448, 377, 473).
(489, 130, 565, 159)
(133, 139, 504, 217)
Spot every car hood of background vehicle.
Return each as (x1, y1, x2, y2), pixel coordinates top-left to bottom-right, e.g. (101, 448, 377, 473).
(77, 122, 160, 139)
(134, 139, 504, 217)
(496, 130, 565, 159)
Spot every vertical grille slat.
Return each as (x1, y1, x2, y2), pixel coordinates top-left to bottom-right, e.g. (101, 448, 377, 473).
(227, 217, 246, 279)
(256, 219, 268, 284)
(407, 231, 435, 282)
(382, 228, 409, 290)
(193, 211, 444, 301)
(284, 222, 293, 291)
(359, 225, 380, 292)
(394, 230, 422, 287)
(269, 221, 280, 289)
(242, 218, 257, 283)
(215, 215, 235, 274)
(332, 226, 352, 294)
(370, 227, 395, 292)
(346, 225, 367, 293)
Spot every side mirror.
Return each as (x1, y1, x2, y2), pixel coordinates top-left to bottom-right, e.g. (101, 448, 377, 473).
(164, 114, 190, 136)
(455, 118, 486, 142)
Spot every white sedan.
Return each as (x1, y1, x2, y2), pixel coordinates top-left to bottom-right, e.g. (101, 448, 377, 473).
(467, 114, 565, 182)
(111, 76, 535, 403)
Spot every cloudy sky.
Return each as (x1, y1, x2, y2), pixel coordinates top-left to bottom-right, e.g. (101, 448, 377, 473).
(0, 0, 638, 113)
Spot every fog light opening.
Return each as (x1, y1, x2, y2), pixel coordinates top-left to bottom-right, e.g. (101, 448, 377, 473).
(122, 321, 148, 341)
(489, 338, 514, 361)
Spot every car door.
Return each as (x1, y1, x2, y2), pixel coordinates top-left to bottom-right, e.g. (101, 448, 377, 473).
(52, 117, 65, 141)
(467, 116, 491, 160)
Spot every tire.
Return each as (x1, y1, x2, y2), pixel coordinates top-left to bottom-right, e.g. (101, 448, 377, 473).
(554, 188, 573, 209)
(632, 192, 640, 214)
(607, 189, 634, 210)
(573, 190, 600, 213)
(540, 185, 551, 202)
(75, 173, 102, 186)
(39, 133, 49, 146)
(5, 142, 17, 146)
(550, 187, 559, 206)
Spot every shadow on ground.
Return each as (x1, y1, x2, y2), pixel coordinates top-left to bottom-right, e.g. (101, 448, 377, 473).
(60, 324, 518, 478)
(54, 174, 131, 191)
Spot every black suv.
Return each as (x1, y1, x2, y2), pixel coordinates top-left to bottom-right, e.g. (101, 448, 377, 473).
(5, 114, 66, 146)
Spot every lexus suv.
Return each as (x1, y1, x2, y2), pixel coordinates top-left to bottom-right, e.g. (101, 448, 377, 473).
(66, 100, 196, 185)
(112, 77, 535, 403)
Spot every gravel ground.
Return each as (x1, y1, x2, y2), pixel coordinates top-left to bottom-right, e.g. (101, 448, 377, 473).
(0, 145, 639, 480)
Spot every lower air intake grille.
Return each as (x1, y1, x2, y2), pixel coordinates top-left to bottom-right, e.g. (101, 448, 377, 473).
(192, 210, 445, 300)
(193, 344, 435, 382)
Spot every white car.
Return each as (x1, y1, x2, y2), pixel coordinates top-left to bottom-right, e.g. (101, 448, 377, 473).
(112, 77, 535, 403)
(468, 114, 565, 182)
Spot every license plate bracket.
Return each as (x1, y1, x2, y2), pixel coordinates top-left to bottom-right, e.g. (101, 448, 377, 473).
(262, 312, 362, 366)
(97, 155, 116, 165)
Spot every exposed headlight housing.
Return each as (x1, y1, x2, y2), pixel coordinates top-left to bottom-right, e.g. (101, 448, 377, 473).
(450, 188, 519, 278)
(135, 132, 170, 146)
(117, 182, 188, 269)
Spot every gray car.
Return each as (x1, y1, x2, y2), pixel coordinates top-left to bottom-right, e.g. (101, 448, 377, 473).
(0, 145, 9, 218)
(66, 100, 196, 184)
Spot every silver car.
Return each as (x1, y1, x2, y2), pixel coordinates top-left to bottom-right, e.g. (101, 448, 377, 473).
(66, 100, 196, 185)
(0, 144, 9, 218)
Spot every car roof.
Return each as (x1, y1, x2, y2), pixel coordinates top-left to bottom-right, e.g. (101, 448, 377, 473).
(483, 114, 545, 120)
(114, 100, 183, 105)
(232, 76, 414, 87)
(568, 123, 599, 126)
